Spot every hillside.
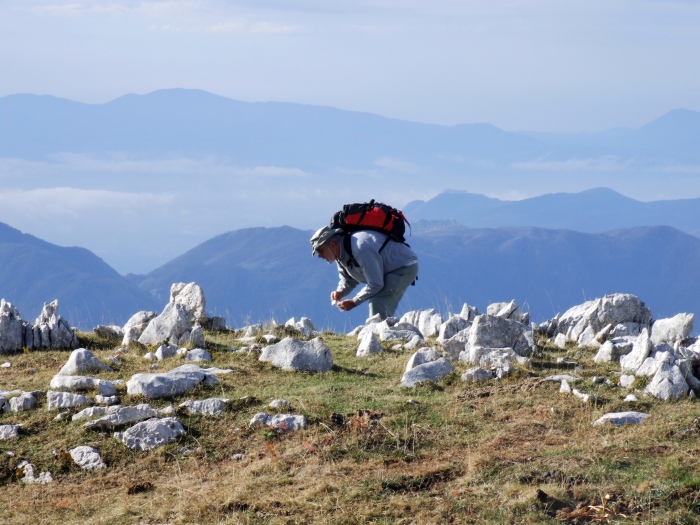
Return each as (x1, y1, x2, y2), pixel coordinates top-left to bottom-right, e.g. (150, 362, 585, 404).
(0, 222, 159, 328)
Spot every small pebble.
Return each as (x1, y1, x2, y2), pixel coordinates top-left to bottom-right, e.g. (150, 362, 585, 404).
(1, 362, 10, 368)
(233, 453, 245, 461)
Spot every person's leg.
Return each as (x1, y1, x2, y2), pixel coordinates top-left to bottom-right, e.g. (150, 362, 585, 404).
(368, 263, 419, 319)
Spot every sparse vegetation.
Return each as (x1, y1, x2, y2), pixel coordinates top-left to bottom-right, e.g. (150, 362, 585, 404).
(1, 330, 699, 524)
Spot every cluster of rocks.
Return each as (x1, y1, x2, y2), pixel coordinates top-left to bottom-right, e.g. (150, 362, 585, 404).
(539, 293, 700, 401)
(0, 299, 78, 353)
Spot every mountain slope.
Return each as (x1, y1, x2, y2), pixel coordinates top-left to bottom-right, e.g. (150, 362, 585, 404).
(404, 188, 700, 236)
(0, 222, 159, 328)
(2, 90, 698, 168)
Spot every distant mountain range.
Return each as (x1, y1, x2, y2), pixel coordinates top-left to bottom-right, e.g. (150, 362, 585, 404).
(0, 222, 159, 328)
(405, 187, 700, 237)
(1, 89, 699, 169)
(3, 218, 699, 332)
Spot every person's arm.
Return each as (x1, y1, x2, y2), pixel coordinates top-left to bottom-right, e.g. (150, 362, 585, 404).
(335, 262, 358, 298)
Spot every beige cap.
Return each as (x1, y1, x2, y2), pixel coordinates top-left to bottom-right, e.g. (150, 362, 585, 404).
(310, 226, 342, 255)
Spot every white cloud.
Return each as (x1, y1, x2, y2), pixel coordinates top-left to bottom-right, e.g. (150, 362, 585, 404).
(510, 156, 630, 172)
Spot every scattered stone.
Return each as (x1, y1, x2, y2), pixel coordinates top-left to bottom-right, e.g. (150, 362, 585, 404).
(400, 358, 454, 388)
(138, 303, 194, 346)
(189, 323, 206, 348)
(233, 453, 245, 461)
(624, 394, 639, 402)
(553, 333, 567, 349)
(114, 417, 186, 450)
(179, 398, 229, 416)
(259, 337, 333, 372)
(54, 411, 70, 421)
(186, 348, 212, 362)
(619, 375, 635, 388)
(0, 424, 20, 440)
(72, 406, 117, 421)
(404, 347, 440, 373)
(620, 329, 653, 373)
(57, 348, 111, 376)
(400, 309, 442, 338)
(651, 313, 694, 346)
(285, 317, 316, 336)
(18, 461, 53, 484)
(143, 352, 156, 361)
(593, 412, 649, 426)
(591, 376, 605, 385)
(572, 388, 600, 403)
(1, 362, 10, 368)
(249, 412, 307, 433)
(69, 446, 106, 470)
(9, 392, 38, 412)
(436, 314, 470, 345)
(94, 324, 124, 340)
(84, 403, 174, 430)
(47, 391, 91, 410)
(269, 399, 290, 409)
(170, 282, 208, 324)
(49, 375, 117, 396)
(356, 332, 384, 357)
(461, 367, 493, 383)
(154, 344, 180, 360)
(644, 364, 689, 400)
(95, 395, 120, 405)
(560, 380, 572, 393)
(544, 374, 581, 382)
(122, 310, 157, 346)
(126, 364, 223, 399)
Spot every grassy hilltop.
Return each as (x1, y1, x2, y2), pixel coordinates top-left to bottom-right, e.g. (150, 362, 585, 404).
(0, 327, 699, 524)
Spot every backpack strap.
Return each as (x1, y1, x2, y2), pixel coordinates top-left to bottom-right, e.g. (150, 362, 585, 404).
(343, 233, 360, 268)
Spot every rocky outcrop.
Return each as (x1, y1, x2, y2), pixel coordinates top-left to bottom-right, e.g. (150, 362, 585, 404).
(0, 298, 77, 352)
(138, 303, 194, 347)
(121, 310, 157, 346)
(170, 282, 207, 325)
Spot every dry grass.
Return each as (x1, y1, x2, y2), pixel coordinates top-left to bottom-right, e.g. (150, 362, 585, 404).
(1, 330, 700, 524)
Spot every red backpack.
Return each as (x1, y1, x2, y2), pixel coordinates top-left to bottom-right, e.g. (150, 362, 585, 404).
(330, 200, 411, 267)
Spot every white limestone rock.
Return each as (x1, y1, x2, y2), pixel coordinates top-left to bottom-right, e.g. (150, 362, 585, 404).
(619, 374, 635, 388)
(0, 299, 24, 353)
(378, 322, 424, 342)
(651, 313, 694, 346)
(400, 358, 454, 388)
(249, 412, 307, 433)
(18, 461, 53, 484)
(620, 329, 653, 373)
(122, 310, 157, 346)
(138, 303, 194, 347)
(467, 314, 533, 357)
(72, 405, 118, 421)
(186, 348, 212, 362)
(114, 417, 186, 451)
(93, 324, 124, 340)
(269, 399, 290, 409)
(644, 364, 689, 401)
(635, 348, 675, 377)
(544, 374, 581, 383)
(459, 303, 480, 322)
(400, 309, 442, 338)
(356, 332, 384, 357)
(95, 394, 120, 405)
(557, 294, 652, 343)
(404, 347, 440, 373)
(84, 403, 173, 430)
(49, 375, 117, 396)
(33, 300, 79, 349)
(126, 364, 221, 399)
(9, 392, 37, 412)
(259, 337, 333, 372)
(437, 315, 470, 345)
(593, 412, 649, 426)
(461, 367, 493, 383)
(285, 317, 316, 336)
(560, 379, 572, 393)
(47, 390, 91, 410)
(70, 446, 106, 470)
(57, 348, 111, 376)
(170, 282, 208, 324)
(441, 328, 470, 361)
(154, 344, 179, 360)
(189, 323, 206, 348)
(624, 394, 639, 402)
(593, 341, 615, 363)
(554, 333, 568, 349)
(179, 398, 229, 416)
(0, 424, 20, 440)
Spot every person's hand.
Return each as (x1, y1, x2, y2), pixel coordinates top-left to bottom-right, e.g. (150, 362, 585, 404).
(330, 291, 343, 301)
(337, 299, 356, 312)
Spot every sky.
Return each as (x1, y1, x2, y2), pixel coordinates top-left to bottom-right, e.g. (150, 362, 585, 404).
(2, 0, 700, 133)
(1, 0, 700, 276)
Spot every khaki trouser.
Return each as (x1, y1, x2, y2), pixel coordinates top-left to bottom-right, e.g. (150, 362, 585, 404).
(368, 263, 419, 320)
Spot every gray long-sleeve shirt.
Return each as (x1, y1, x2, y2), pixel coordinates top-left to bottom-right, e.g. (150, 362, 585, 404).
(335, 231, 418, 305)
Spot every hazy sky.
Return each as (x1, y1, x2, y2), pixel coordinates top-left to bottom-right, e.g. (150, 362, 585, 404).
(2, 0, 700, 133)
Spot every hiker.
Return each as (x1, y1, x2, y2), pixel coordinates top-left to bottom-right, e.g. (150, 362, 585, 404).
(310, 226, 419, 320)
